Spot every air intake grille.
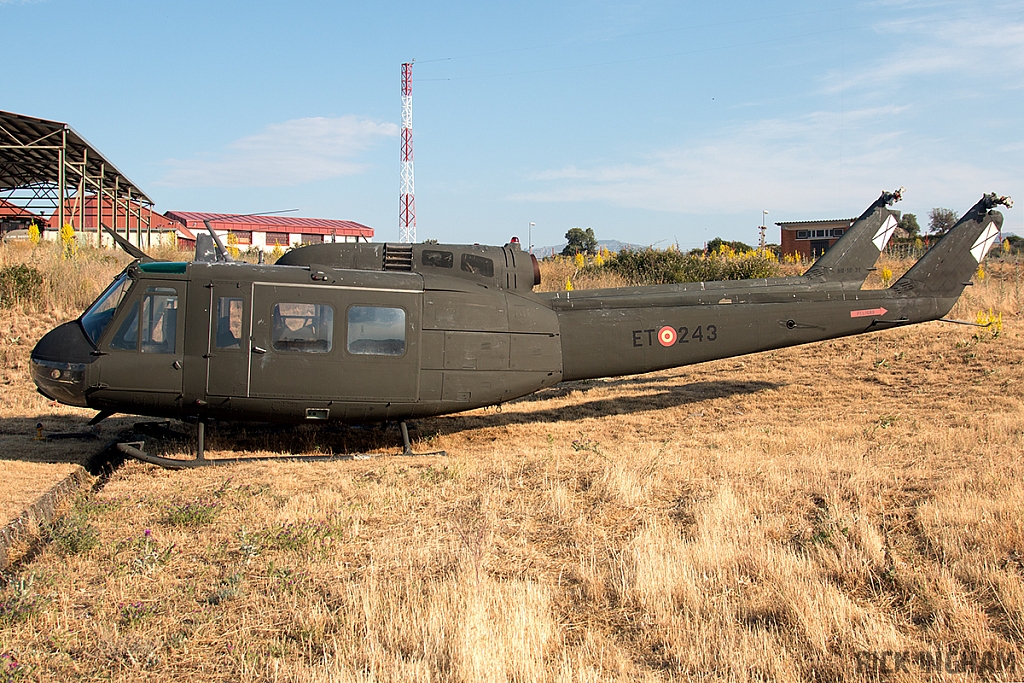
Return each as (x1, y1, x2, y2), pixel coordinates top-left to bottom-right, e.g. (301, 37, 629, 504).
(383, 243, 414, 271)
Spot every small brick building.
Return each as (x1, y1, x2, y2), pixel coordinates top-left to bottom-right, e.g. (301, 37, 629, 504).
(778, 218, 856, 260)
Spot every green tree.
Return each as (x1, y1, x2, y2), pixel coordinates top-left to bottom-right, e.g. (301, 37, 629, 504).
(705, 237, 754, 254)
(898, 213, 920, 237)
(928, 208, 958, 236)
(562, 227, 598, 256)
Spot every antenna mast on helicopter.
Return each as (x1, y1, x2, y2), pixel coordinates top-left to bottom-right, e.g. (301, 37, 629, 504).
(399, 61, 416, 243)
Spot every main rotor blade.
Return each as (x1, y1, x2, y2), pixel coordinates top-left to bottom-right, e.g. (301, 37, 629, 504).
(203, 220, 234, 262)
(102, 226, 152, 261)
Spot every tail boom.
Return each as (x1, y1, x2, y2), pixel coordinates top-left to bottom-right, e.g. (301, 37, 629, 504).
(556, 289, 947, 381)
(554, 192, 1009, 382)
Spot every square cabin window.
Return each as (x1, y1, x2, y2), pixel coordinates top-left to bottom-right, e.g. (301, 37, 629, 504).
(347, 306, 406, 356)
(421, 249, 453, 268)
(272, 303, 333, 353)
(796, 230, 809, 240)
(460, 253, 494, 277)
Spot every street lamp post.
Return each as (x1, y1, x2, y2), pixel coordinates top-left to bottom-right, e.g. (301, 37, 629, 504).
(760, 210, 769, 251)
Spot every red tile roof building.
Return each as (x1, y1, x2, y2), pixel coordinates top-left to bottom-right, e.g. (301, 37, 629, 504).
(0, 198, 36, 218)
(0, 198, 41, 236)
(40, 196, 190, 249)
(163, 212, 374, 252)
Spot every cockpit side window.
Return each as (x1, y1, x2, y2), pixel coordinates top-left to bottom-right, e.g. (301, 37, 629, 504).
(110, 302, 139, 350)
(81, 273, 132, 345)
(141, 288, 179, 354)
(108, 287, 179, 354)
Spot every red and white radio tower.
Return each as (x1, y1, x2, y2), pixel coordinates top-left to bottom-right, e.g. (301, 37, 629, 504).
(399, 61, 416, 243)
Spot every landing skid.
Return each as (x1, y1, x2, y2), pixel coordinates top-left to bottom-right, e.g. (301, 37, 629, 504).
(115, 420, 445, 470)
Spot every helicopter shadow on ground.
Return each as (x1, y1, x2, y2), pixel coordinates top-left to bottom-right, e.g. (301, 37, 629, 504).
(415, 378, 783, 439)
(0, 379, 782, 464)
(509, 372, 737, 404)
(0, 411, 427, 465)
(193, 378, 782, 457)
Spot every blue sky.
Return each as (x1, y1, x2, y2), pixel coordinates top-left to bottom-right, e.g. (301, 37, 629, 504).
(4, 0, 1022, 249)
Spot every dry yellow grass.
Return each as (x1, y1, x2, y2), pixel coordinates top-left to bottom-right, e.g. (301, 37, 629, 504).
(0, 463, 83, 525)
(537, 256, 629, 291)
(1, 244, 1023, 681)
(535, 250, 929, 292)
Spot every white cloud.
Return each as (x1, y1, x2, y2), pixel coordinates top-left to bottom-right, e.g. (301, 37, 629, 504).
(157, 116, 399, 188)
(821, 16, 1024, 93)
(512, 105, 1017, 219)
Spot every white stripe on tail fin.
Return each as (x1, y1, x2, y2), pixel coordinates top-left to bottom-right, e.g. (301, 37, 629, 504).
(872, 214, 899, 251)
(970, 221, 1001, 263)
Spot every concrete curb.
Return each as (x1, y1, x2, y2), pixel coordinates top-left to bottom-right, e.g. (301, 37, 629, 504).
(0, 466, 92, 571)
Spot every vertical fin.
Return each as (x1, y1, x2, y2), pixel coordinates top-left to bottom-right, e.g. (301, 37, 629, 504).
(892, 193, 1012, 296)
(803, 188, 903, 283)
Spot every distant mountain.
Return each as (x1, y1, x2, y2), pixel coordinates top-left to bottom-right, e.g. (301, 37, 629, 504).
(531, 240, 648, 258)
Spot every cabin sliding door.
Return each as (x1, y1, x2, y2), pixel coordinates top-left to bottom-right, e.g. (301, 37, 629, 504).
(248, 284, 420, 403)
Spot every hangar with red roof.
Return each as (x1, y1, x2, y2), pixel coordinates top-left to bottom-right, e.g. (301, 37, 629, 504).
(1, 109, 376, 251)
(164, 212, 374, 252)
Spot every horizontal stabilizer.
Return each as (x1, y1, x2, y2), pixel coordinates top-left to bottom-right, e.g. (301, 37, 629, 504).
(803, 188, 903, 283)
(892, 193, 1011, 296)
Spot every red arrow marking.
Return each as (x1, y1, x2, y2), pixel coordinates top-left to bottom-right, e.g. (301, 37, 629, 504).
(850, 307, 888, 318)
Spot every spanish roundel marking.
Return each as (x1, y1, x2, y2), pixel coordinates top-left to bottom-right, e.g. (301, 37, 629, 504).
(658, 326, 677, 346)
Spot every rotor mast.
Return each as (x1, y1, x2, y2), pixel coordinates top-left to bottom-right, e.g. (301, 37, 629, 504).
(399, 61, 416, 243)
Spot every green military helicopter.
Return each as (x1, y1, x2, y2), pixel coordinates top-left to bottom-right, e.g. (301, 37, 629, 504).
(31, 190, 1010, 467)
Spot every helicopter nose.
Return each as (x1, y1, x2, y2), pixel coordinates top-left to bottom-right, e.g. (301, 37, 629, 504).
(31, 321, 96, 408)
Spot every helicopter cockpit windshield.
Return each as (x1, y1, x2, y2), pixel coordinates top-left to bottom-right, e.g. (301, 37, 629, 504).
(81, 272, 133, 345)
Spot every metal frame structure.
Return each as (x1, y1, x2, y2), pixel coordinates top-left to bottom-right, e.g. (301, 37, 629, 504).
(0, 110, 155, 247)
(399, 62, 416, 244)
